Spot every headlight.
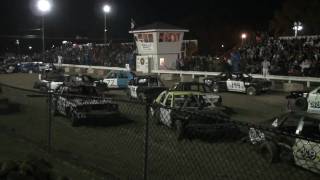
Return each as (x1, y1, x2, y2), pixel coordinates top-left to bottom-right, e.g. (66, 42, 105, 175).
(249, 128, 265, 144)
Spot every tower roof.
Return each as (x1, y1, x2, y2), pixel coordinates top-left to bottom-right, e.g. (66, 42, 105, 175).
(130, 22, 189, 33)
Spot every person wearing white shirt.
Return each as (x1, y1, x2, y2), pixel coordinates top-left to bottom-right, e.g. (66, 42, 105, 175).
(261, 59, 270, 78)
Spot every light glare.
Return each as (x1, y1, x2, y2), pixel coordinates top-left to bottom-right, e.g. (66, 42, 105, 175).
(37, 0, 51, 13)
(103, 5, 111, 13)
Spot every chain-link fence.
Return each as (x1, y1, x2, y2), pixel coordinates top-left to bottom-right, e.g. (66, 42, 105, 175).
(0, 82, 320, 180)
(147, 104, 320, 180)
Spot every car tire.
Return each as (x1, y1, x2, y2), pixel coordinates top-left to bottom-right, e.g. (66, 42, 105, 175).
(175, 120, 184, 140)
(295, 97, 308, 111)
(259, 141, 279, 164)
(246, 87, 257, 96)
(212, 84, 219, 93)
(71, 112, 80, 127)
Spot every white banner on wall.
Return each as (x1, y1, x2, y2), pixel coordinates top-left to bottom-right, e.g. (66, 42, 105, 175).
(136, 56, 150, 73)
(141, 43, 154, 51)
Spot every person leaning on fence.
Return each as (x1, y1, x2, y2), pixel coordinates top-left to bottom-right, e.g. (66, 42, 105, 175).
(261, 59, 270, 78)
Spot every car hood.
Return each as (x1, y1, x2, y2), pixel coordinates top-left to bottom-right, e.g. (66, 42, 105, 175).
(70, 98, 112, 106)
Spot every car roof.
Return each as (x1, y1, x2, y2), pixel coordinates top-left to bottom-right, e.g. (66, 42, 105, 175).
(167, 91, 202, 95)
(176, 82, 205, 85)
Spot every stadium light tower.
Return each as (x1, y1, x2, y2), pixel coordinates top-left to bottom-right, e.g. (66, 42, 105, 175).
(293, 22, 303, 37)
(103, 4, 111, 44)
(37, 0, 52, 62)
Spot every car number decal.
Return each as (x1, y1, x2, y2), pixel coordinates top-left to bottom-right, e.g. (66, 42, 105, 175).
(227, 80, 245, 92)
(296, 147, 317, 161)
(309, 101, 320, 109)
(104, 79, 118, 87)
(130, 86, 138, 98)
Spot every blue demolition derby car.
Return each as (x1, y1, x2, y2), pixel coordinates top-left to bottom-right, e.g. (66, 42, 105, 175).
(102, 70, 135, 89)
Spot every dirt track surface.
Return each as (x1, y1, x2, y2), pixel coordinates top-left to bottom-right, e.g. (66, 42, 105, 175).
(0, 73, 318, 180)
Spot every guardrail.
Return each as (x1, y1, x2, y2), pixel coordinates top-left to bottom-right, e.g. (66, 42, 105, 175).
(56, 64, 127, 71)
(55, 64, 320, 88)
(152, 70, 320, 87)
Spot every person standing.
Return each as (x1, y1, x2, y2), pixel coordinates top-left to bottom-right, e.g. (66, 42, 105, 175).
(261, 59, 271, 78)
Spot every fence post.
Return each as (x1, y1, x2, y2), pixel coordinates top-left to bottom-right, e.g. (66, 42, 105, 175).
(143, 104, 150, 180)
(47, 82, 52, 152)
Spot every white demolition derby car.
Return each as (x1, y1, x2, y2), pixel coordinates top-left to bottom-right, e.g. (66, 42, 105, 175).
(287, 86, 320, 114)
(248, 112, 320, 174)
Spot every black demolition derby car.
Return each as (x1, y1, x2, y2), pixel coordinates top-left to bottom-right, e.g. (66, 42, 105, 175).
(51, 84, 120, 126)
(150, 91, 239, 140)
(204, 72, 272, 95)
(127, 75, 167, 102)
(248, 112, 320, 174)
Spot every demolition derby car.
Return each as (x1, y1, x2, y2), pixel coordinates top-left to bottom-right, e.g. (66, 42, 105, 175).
(150, 91, 238, 140)
(204, 72, 272, 95)
(102, 70, 135, 89)
(127, 75, 167, 102)
(51, 85, 120, 126)
(33, 69, 66, 91)
(286, 86, 320, 114)
(35, 74, 107, 92)
(170, 82, 222, 106)
(248, 112, 320, 174)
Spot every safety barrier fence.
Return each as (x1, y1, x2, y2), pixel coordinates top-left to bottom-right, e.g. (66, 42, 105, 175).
(56, 64, 320, 88)
(0, 82, 319, 180)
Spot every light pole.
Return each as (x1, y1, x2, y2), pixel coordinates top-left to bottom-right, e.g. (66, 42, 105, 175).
(241, 33, 247, 46)
(103, 4, 111, 45)
(293, 21, 303, 37)
(37, 0, 51, 62)
(15, 40, 20, 60)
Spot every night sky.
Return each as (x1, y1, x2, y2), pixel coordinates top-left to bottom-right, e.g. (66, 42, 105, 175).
(0, 0, 284, 54)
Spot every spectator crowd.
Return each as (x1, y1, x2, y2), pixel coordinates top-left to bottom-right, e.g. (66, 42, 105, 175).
(2, 35, 320, 77)
(177, 35, 320, 77)
(46, 42, 135, 68)
(239, 35, 320, 77)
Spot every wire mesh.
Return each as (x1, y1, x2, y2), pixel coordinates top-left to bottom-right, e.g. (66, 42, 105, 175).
(147, 104, 320, 180)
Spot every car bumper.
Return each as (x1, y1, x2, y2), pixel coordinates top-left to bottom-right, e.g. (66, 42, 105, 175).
(77, 111, 121, 120)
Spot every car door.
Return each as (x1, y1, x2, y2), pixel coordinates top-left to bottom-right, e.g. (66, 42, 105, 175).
(307, 88, 320, 114)
(117, 72, 128, 88)
(226, 74, 245, 92)
(160, 93, 173, 127)
(103, 72, 118, 88)
(293, 117, 320, 174)
(128, 78, 140, 98)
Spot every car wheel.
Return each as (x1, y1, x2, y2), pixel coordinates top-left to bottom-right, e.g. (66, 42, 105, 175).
(259, 141, 279, 163)
(212, 84, 219, 93)
(175, 120, 184, 140)
(71, 112, 80, 127)
(295, 97, 308, 111)
(246, 87, 257, 96)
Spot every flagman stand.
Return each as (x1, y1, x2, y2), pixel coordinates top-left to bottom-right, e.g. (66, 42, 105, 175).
(129, 22, 189, 74)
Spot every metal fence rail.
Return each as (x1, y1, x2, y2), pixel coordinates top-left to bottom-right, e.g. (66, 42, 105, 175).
(55, 64, 320, 88)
